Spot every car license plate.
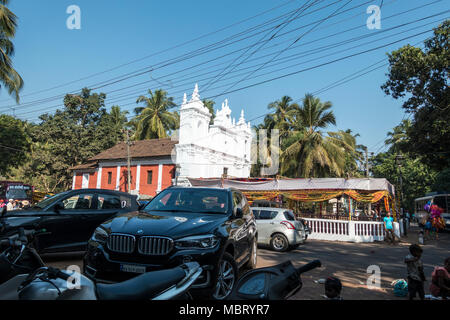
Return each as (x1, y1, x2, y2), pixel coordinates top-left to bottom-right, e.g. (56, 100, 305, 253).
(120, 264, 146, 274)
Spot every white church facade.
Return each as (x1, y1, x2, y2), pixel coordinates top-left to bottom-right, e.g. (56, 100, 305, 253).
(71, 84, 253, 195)
(174, 84, 253, 185)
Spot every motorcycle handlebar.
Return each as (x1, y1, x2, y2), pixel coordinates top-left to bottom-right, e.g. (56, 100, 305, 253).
(0, 228, 47, 247)
(296, 260, 321, 275)
(47, 267, 71, 281)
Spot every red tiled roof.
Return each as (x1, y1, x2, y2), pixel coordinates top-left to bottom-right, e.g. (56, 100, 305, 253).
(89, 138, 177, 161)
(71, 138, 177, 171)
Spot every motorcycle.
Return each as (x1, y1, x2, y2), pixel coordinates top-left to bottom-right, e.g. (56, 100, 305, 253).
(229, 259, 321, 299)
(0, 227, 47, 281)
(0, 226, 203, 300)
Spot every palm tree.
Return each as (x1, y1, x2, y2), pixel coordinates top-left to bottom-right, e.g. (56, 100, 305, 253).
(202, 99, 215, 125)
(110, 105, 128, 128)
(281, 94, 353, 178)
(385, 119, 412, 153)
(0, 0, 23, 102)
(133, 89, 178, 140)
(265, 96, 299, 135)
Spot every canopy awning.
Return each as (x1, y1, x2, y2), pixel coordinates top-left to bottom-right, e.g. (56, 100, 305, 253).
(188, 177, 395, 195)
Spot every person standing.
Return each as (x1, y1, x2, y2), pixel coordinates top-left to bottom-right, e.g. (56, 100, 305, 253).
(404, 244, 426, 300)
(383, 211, 396, 244)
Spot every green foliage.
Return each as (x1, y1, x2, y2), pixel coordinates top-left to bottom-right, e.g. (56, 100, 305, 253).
(371, 152, 437, 212)
(381, 20, 450, 170)
(9, 88, 124, 192)
(133, 89, 178, 140)
(281, 94, 355, 178)
(432, 168, 450, 192)
(0, 0, 23, 102)
(0, 114, 30, 175)
(202, 99, 215, 125)
(252, 94, 363, 178)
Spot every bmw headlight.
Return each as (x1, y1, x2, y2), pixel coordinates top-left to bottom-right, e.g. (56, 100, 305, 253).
(92, 227, 108, 244)
(175, 234, 219, 250)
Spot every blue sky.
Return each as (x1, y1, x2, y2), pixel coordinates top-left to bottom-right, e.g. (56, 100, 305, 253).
(1, 0, 448, 154)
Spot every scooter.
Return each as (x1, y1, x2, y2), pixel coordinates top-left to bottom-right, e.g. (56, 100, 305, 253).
(0, 226, 203, 300)
(16, 261, 203, 300)
(229, 259, 321, 299)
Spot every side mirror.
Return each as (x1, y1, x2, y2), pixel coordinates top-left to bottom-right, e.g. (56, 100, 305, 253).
(53, 202, 64, 213)
(235, 208, 243, 218)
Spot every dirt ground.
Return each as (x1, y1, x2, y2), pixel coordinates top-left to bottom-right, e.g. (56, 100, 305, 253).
(42, 225, 450, 300)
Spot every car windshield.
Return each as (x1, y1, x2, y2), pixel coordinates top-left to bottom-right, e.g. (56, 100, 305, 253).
(144, 189, 229, 214)
(33, 191, 71, 209)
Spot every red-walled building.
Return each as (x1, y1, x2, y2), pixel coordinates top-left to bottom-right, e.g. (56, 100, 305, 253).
(71, 138, 177, 197)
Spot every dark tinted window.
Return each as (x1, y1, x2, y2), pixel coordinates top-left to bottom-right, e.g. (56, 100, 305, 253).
(63, 193, 95, 210)
(258, 210, 278, 220)
(251, 209, 260, 219)
(97, 194, 122, 209)
(283, 211, 296, 221)
(145, 188, 228, 214)
(434, 196, 447, 211)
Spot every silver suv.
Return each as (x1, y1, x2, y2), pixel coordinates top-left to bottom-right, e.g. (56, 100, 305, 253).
(251, 207, 308, 252)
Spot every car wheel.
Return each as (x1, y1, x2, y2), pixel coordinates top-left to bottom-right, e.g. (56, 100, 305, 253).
(212, 252, 238, 300)
(245, 237, 258, 269)
(270, 233, 289, 252)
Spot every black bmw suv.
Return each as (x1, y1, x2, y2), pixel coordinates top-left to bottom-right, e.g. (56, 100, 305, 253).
(84, 187, 258, 300)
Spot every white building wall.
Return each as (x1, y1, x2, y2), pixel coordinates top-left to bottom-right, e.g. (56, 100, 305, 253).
(175, 84, 252, 181)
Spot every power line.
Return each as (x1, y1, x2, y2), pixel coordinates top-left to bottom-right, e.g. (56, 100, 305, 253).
(12, 3, 444, 118)
(2, 0, 384, 111)
(202, 0, 322, 91)
(19, 16, 443, 120)
(0, 0, 332, 109)
(0, 0, 300, 104)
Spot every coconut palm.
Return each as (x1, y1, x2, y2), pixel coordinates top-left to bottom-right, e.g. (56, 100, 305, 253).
(110, 105, 128, 128)
(281, 94, 353, 178)
(385, 119, 412, 153)
(133, 89, 178, 140)
(0, 0, 23, 103)
(202, 99, 215, 124)
(265, 96, 299, 135)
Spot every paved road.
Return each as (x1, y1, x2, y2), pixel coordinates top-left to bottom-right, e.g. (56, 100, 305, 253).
(43, 227, 450, 300)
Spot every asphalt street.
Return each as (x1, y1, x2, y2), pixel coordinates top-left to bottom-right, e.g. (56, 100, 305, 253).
(42, 226, 450, 300)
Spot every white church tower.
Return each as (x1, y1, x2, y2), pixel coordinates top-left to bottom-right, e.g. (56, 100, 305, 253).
(174, 84, 252, 184)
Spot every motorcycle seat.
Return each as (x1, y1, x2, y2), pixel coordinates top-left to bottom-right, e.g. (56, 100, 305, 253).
(95, 267, 187, 300)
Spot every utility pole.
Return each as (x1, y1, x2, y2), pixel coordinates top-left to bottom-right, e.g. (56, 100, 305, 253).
(395, 154, 406, 235)
(125, 129, 133, 193)
(365, 148, 371, 216)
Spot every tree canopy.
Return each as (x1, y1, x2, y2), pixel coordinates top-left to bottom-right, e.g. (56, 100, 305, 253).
(381, 20, 449, 170)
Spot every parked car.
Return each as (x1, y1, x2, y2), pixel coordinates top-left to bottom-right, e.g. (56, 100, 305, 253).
(0, 189, 139, 253)
(251, 207, 308, 252)
(84, 187, 258, 300)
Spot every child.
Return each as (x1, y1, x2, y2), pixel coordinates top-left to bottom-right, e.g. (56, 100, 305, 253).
(404, 244, 426, 300)
(324, 277, 343, 300)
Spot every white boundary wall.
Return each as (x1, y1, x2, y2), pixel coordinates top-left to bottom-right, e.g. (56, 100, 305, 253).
(304, 218, 401, 243)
